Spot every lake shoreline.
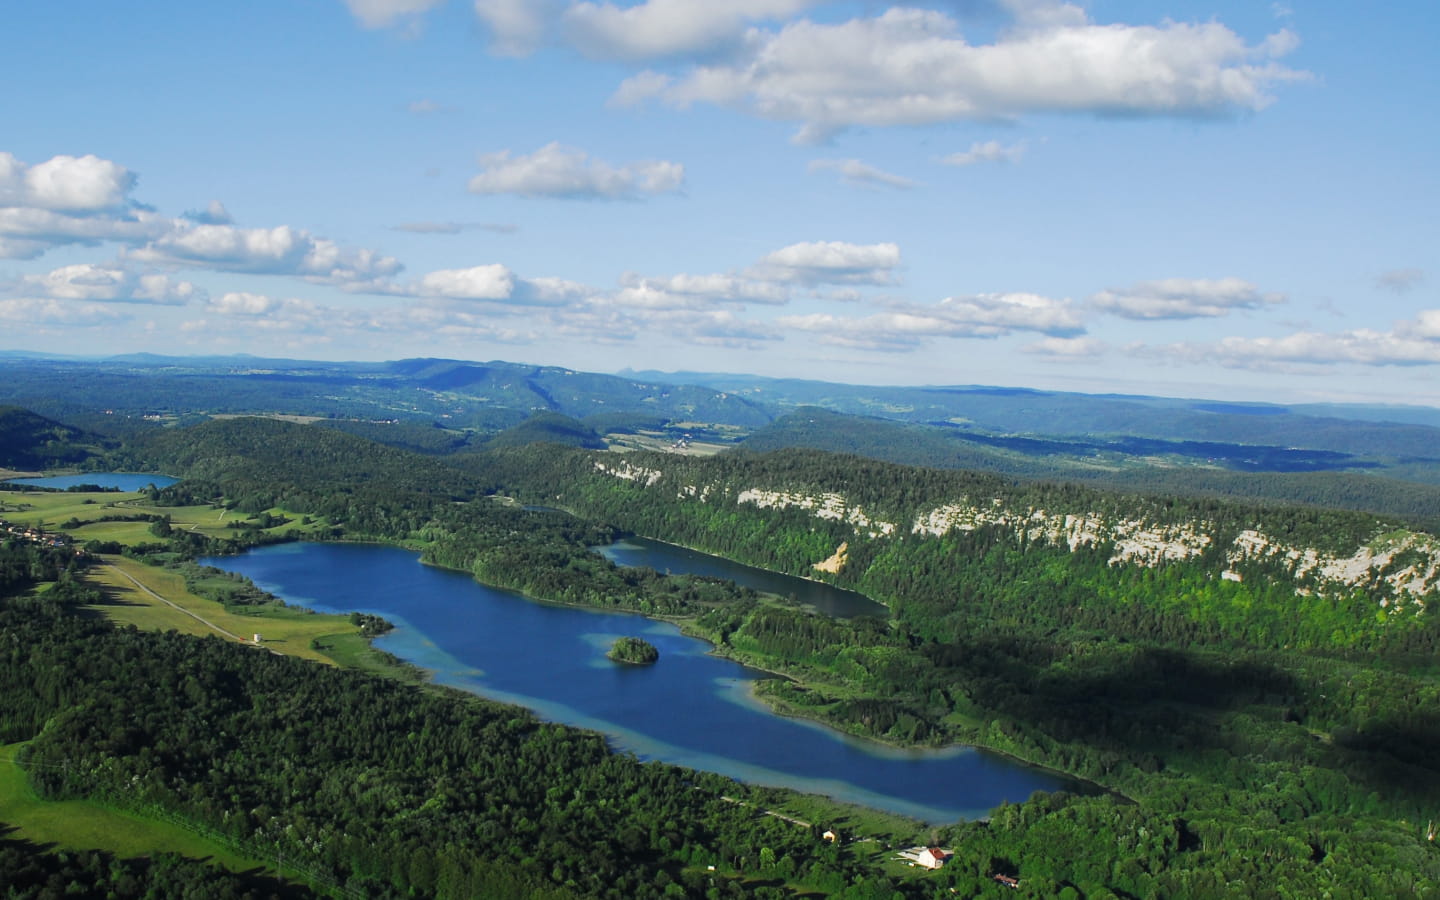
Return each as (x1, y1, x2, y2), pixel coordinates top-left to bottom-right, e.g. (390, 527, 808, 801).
(318, 535, 1108, 802)
(204, 534, 1107, 814)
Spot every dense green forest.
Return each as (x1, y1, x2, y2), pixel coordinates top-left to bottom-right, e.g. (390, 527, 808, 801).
(6, 407, 1440, 896)
(0, 406, 109, 472)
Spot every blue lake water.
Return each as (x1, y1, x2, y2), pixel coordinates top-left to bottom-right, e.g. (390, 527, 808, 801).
(3, 473, 179, 491)
(204, 541, 1083, 822)
(595, 536, 886, 619)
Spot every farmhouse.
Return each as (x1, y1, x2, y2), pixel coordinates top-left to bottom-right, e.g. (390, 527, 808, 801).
(915, 847, 951, 869)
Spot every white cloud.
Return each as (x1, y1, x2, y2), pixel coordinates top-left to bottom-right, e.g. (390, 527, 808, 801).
(615, 271, 790, 309)
(1162, 311, 1440, 369)
(779, 290, 1081, 351)
(0, 297, 129, 326)
(414, 264, 517, 300)
(468, 143, 684, 200)
(0, 207, 170, 259)
(0, 152, 136, 212)
(1091, 277, 1284, 320)
(16, 263, 202, 305)
(924, 291, 1083, 336)
(126, 223, 403, 286)
(563, 0, 815, 61)
(1021, 335, 1107, 358)
(752, 240, 901, 285)
(941, 140, 1026, 167)
(614, 7, 1304, 141)
(209, 292, 286, 316)
(1192, 332, 1440, 368)
(474, 0, 560, 56)
(521, 276, 594, 305)
(807, 158, 916, 190)
(0, 152, 166, 258)
(342, 0, 445, 29)
(182, 200, 233, 225)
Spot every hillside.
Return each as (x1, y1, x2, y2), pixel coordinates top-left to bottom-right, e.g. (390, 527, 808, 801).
(740, 408, 1440, 524)
(0, 406, 105, 472)
(476, 445, 1440, 654)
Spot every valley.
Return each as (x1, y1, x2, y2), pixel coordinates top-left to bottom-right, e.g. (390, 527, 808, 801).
(2, 357, 1439, 898)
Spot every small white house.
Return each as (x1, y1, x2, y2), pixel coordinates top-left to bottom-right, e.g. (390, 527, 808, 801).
(916, 847, 951, 870)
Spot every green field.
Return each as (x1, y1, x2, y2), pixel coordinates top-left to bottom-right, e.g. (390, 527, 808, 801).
(0, 741, 264, 871)
(87, 554, 361, 666)
(0, 487, 336, 543)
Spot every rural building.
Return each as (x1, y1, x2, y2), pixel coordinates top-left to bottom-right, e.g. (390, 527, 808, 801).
(916, 847, 951, 869)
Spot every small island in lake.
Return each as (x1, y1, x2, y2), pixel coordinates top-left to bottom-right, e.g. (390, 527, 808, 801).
(608, 636, 659, 665)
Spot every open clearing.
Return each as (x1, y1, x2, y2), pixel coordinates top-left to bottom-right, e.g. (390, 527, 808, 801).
(87, 555, 357, 666)
(0, 741, 264, 871)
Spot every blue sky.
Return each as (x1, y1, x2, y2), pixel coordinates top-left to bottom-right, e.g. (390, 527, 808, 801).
(2, 0, 1435, 405)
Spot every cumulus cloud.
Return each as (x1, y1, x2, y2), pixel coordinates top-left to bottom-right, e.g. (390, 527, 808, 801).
(0, 152, 167, 258)
(615, 272, 790, 309)
(0, 207, 170, 259)
(1177, 330, 1440, 369)
(751, 241, 901, 285)
(412, 264, 517, 300)
(376, 265, 592, 307)
(1157, 310, 1440, 370)
(614, 7, 1304, 141)
(0, 152, 136, 212)
(807, 158, 916, 190)
(468, 143, 684, 200)
(1377, 268, 1425, 293)
(15, 263, 202, 305)
(563, 0, 815, 61)
(182, 200, 233, 225)
(342, 0, 445, 29)
(1091, 278, 1284, 320)
(0, 297, 129, 327)
(779, 290, 1081, 351)
(941, 140, 1026, 167)
(126, 223, 403, 287)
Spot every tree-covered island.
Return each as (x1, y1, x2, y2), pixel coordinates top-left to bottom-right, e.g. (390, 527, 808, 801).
(608, 635, 660, 665)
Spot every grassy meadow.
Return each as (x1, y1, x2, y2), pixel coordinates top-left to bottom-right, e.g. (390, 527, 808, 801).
(0, 741, 266, 872)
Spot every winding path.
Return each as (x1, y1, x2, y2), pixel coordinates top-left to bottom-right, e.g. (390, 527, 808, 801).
(102, 560, 249, 644)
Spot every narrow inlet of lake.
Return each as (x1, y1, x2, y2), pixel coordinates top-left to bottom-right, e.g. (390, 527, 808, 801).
(594, 535, 886, 619)
(205, 541, 1084, 823)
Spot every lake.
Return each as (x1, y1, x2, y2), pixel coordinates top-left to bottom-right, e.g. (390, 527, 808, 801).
(2, 473, 179, 491)
(204, 541, 1085, 823)
(595, 535, 886, 618)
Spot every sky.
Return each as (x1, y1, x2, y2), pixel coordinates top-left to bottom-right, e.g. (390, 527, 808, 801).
(1, 0, 1436, 405)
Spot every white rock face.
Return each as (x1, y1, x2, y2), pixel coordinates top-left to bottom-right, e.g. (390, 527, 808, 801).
(593, 460, 662, 486)
(589, 461, 1439, 611)
(736, 488, 896, 537)
(910, 502, 1211, 566)
(1228, 528, 1440, 602)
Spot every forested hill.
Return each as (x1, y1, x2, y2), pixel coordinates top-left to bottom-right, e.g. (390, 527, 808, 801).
(0, 405, 106, 471)
(740, 408, 1440, 524)
(129, 416, 486, 503)
(476, 445, 1440, 652)
(634, 370, 1440, 457)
